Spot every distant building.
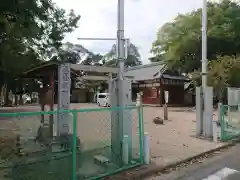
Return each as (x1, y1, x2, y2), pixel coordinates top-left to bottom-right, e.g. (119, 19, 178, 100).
(22, 60, 188, 106)
(124, 62, 188, 106)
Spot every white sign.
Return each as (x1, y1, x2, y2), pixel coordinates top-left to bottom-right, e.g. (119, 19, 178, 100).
(57, 63, 71, 135)
(164, 91, 169, 104)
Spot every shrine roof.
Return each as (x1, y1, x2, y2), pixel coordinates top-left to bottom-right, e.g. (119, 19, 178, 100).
(124, 62, 188, 81)
(21, 60, 116, 79)
(21, 60, 80, 78)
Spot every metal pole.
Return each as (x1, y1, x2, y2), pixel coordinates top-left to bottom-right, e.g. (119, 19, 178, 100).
(202, 0, 212, 137)
(117, 0, 125, 80)
(202, 0, 207, 87)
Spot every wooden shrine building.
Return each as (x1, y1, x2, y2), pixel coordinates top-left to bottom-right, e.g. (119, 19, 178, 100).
(124, 62, 188, 106)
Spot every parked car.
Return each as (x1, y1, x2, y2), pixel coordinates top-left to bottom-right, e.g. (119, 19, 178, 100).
(22, 94, 31, 104)
(97, 93, 110, 107)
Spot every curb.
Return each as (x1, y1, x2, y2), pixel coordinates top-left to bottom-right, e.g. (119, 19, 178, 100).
(108, 140, 237, 180)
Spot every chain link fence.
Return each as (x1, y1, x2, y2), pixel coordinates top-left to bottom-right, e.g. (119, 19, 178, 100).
(75, 106, 144, 179)
(0, 110, 75, 180)
(220, 104, 240, 141)
(0, 106, 144, 180)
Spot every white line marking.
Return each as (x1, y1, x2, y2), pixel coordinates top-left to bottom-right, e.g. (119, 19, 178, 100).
(202, 167, 239, 180)
(202, 175, 221, 180)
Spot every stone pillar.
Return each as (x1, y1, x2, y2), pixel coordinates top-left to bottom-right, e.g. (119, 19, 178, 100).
(57, 63, 71, 136)
(196, 87, 203, 136)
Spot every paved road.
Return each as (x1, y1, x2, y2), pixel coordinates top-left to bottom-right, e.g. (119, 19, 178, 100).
(148, 144, 240, 180)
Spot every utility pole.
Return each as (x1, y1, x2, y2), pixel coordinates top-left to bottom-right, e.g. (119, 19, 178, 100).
(201, 0, 213, 138)
(202, 0, 207, 88)
(117, 0, 125, 81)
(78, 0, 132, 164)
(200, 0, 208, 137)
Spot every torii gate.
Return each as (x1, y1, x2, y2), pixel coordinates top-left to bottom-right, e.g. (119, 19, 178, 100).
(58, 63, 133, 165)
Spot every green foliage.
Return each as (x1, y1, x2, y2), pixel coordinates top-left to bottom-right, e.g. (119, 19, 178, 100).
(190, 55, 240, 100)
(0, 0, 80, 92)
(103, 43, 142, 67)
(81, 54, 103, 65)
(49, 42, 104, 65)
(0, 0, 80, 72)
(151, 0, 240, 73)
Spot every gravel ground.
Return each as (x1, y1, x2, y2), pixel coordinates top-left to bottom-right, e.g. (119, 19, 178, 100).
(0, 104, 226, 166)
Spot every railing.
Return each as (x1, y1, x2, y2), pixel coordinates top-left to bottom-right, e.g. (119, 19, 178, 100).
(0, 106, 144, 180)
(219, 104, 240, 141)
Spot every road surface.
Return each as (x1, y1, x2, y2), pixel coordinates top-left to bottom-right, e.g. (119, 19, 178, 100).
(147, 144, 240, 180)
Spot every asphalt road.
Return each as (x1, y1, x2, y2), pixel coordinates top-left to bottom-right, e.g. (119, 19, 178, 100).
(148, 144, 240, 180)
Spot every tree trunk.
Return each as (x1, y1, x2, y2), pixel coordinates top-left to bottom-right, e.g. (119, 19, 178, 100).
(15, 94, 18, 106)
(0, 85, 3, 106)
(218, 87, 224, 103)
(4, 85, 9, 106)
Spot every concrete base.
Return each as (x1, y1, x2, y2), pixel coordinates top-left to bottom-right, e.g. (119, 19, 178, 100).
(94, 155, 110, 164)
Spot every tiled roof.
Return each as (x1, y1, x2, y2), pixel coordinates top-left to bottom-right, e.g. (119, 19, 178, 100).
(124, 62, 165, 81)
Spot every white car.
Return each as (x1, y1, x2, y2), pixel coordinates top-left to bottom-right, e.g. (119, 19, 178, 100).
(97, 93, 110, 107)
(22, 94, 31, 104)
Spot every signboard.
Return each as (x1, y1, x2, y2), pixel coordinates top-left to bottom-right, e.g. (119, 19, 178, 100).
(57, 63, 71, 135)
(164, 91, 169, 104)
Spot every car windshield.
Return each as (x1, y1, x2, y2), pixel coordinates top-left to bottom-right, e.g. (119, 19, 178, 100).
(98, 95, 106, 98)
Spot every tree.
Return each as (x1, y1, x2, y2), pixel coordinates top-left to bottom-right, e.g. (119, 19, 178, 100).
(190, 55, 240, 102)
(151, 0, 240, 73)
(103, 42, 142, 67)
(0, 0, 80, 104)
(1, 1, 80, 72)
(48, 42, 104, 65)
(81, 54, 104, 65)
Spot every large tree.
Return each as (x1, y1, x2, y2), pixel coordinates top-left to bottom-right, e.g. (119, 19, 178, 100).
(151, 0, 240, 73)
(190, 55, 240, 101)
(48, 42, 104, 65)
(0, 0, 80, 74)
(102, 42, 142, 67)
(0, 0, 80, 104)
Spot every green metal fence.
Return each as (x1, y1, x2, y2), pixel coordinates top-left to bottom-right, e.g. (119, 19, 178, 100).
(0, 106, 144, 180)
(220, 104, 240, 141)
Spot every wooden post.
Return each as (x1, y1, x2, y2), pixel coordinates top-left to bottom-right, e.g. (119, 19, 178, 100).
(163, 91, 169, 120)
(163, 104, 168, 120)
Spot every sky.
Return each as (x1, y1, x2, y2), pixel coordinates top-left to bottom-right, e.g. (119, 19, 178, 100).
(54, 0, 203, 64)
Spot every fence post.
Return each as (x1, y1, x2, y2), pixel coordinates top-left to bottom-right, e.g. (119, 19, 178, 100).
(137, 106, 144, 164)
(219, 103, 225, 142)
(122, 135, 129, 165)
(144, 132, 150, 164)
(72, 110, 77, 180)
(212, 121, 218, 142)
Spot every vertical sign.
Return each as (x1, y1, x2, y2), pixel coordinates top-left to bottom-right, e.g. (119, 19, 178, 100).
(58, 63, 71, 135)
(164, 91, 169, 104)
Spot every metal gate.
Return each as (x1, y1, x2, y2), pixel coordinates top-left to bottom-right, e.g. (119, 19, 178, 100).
(0, 106, 144, 180)
(220, 104, 240, 141)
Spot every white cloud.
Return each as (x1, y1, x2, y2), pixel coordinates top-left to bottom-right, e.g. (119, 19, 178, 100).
(53, 0, 203, 64)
